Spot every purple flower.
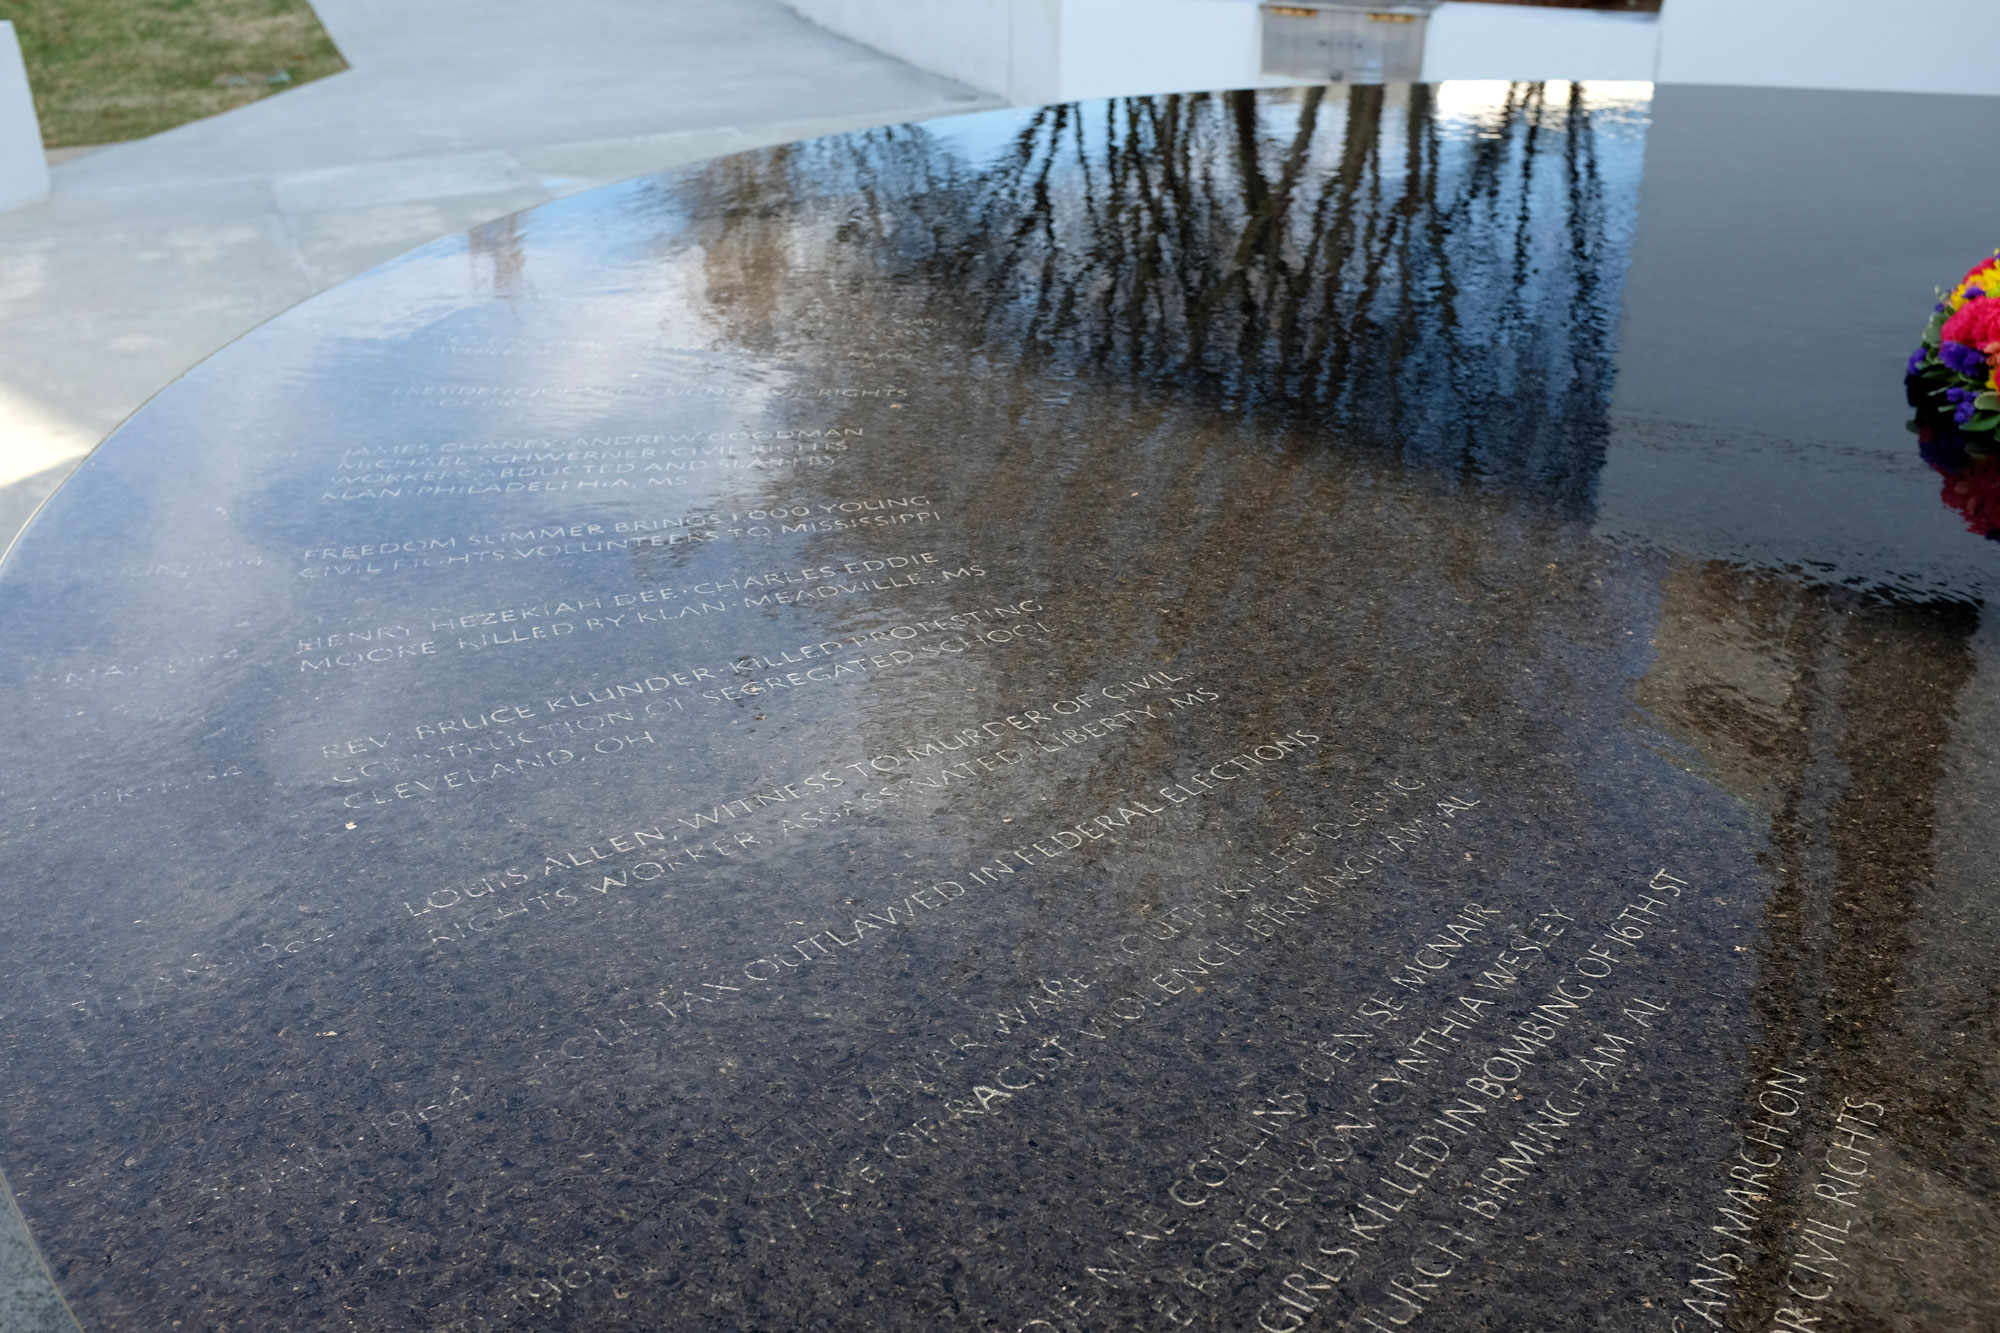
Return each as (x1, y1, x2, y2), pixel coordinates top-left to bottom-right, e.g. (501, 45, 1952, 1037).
(1920, 426, 1972, 473)
(1909, 347, 1931, 376)
(1941, 340, 1989, 378)
(1970, 287, 1987, 301)
(1958, 399, 1979, 424)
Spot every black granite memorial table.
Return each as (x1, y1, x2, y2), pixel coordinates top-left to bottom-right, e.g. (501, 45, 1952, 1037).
(1, 84, 1997, 1331)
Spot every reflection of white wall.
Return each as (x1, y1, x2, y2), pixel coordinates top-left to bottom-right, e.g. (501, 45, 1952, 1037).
(1599, 84, 2000, 601)
(0, 22, 48, 211)
(789, 0, 2000, 103)
(1656, 0, 2000, 97)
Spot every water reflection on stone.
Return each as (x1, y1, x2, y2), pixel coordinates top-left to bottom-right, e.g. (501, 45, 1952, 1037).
(683, 83, 1642, 510)
(0, 84, 1994, 1331)
(673, 89, 2000, 1326)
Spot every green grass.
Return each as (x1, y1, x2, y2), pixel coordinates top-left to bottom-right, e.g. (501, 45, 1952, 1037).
(0, 0, 346, 147)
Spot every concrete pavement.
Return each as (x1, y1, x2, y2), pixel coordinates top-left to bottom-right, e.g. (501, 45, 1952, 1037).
(0, 4, 989, 1325)
(0, 0, 993, 552)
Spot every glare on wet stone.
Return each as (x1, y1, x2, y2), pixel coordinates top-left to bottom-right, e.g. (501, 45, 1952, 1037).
(0, 85, 1996, 1331)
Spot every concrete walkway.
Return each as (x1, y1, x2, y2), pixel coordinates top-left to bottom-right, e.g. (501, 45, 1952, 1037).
(0, 5, 988, 1326)
(0, 0, 993, 550)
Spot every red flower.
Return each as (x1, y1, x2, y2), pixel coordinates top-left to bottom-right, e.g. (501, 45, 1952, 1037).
(1964, 255, 2000, 287)
(1940, 452, 2000, 539)
(1941, 296, 2000, 353)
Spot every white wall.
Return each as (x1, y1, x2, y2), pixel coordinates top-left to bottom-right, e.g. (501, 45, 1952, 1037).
(1055, 1, 1289, 101)
(1424, 6, 1657, 83)
(788, 0, 1662, 101)
(780, 0, 1290, 103)
(1050, 0, 1664, 97)
(0, 22, 48, 212)
(783, 0, 1062, 103)
(788, 0, 2000, 104)
(1656, 0, 2000, 96)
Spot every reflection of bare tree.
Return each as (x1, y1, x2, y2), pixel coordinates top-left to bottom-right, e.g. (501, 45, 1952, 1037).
(672, 88, 1650, 970)
(685, 84, 1635, 512)
(1638, 565, 2000, 1323)
(666, 89, 1649, 1048)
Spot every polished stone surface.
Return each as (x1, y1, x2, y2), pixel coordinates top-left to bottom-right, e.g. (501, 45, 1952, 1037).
(0, 0, 992, 565)
(0, 84, 1996, 1331)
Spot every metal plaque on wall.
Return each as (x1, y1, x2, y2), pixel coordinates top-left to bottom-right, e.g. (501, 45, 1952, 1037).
(1261, 2, 1439, 83)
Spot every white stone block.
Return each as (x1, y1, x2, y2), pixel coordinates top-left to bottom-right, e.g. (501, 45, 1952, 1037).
(783, 0, 1054, 103)
(0, 22, 48, 211)
(1423, 4, 1659, 84)
(1656, 0, 2000, 96)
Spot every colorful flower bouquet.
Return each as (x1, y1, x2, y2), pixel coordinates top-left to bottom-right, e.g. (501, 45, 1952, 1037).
(1909, 252, 2000, 538)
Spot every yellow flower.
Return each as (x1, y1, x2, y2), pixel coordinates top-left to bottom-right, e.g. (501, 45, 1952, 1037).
(1949, 253, 2000, 312)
